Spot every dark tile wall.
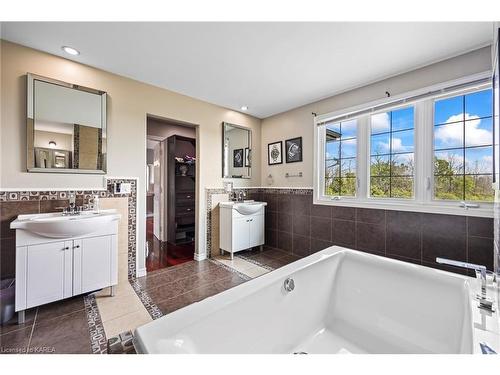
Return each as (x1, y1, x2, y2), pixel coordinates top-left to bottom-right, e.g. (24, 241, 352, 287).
(247, 190, 494, 275)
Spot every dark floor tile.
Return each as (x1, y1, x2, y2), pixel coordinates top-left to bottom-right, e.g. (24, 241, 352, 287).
(278, 194, 293, 213)
(422, 214, 466, 262)
(293, 214, 310, 237)
(157, 284, 220, 315)
(214, 274, 247, 292)
(311, 204, 331, 218)
(332, 219, 355, 247)
(292, 234, 311, 257)
(36, 296, 85, 323)
(331, 206, 355, 221)
(277, 231, 293, 252)
(29, 310, 91, 354)
(263, 247, 291, 257)
(0, 309, 36, 336)
(0, 200, 39, 239)
(311, 216, 332, 241)
(356, 222, 385, 255)
(468, 236, 494, 271)
(311, 238, 333, 253)
(386, 211, 422, 261)
(467, 217, 494, 238)
(0, 326, 32, 354)
(265, 211, 278, 230)
(277, 213, 293, 233)
(356, 208, 385, 224)
(292, 194, 312, 217)
(266, 254, 301, 269)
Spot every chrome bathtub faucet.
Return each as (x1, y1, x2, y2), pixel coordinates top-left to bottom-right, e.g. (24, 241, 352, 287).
(435, 257, 495, 312)
(284, 277, 295, 292)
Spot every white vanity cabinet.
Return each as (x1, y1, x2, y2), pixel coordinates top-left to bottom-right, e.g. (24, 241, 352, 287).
(11, 210, 120, 321)
(219, 201, 267, 259)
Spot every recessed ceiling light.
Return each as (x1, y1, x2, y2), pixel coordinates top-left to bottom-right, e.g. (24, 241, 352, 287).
(241, 106, 248, 111)
(61, 46, 80, 56)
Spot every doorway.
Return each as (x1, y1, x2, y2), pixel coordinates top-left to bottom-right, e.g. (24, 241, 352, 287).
(145, 116, 197, 272)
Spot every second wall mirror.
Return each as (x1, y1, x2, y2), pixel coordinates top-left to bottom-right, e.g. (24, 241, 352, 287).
(222, 122, 251, 179)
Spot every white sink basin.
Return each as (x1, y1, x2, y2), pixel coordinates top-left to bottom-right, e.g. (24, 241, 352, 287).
(219, 201, 267, 215)
(10, 209, 121, 238)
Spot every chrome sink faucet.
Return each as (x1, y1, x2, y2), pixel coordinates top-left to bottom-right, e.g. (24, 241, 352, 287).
(60, 193, 81, 216)
(436, 257, 495, 312)
(231, 190, 246, 202)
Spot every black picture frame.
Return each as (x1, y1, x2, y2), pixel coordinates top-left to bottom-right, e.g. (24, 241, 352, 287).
(267, 141, 283, 165)
(233, 148, 243, 168)
(244, 147, 251, 167)
(285, 137, 303, 163)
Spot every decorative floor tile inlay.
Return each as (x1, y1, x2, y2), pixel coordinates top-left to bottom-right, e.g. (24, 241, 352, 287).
(84, 294, 107, 354)
(129, 279, 164, 320)
(236, 253, 276, 271)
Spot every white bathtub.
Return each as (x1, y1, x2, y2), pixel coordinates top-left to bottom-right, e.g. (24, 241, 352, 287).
(133, 247, 500, 354)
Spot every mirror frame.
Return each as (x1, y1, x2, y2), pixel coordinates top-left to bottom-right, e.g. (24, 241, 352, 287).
(222, 122, 252, 179)
(26, 73, 107, 174)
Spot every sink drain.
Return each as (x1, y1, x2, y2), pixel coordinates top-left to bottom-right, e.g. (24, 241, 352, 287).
(293, 351, 308, 354)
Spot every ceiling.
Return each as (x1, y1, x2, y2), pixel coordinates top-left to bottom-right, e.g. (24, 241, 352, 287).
(1, 22, 494, 118)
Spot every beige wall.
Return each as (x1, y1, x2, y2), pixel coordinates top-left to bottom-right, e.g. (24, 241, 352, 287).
(261, 46, 492, 187)
(0, 40, 262, 274)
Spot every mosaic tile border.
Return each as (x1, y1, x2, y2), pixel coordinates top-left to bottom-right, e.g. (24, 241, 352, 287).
(205, 187, 313, 258)
(236, 253, 276, 271)
(84, 294, 107, 354)
(129, 279, 164, 320)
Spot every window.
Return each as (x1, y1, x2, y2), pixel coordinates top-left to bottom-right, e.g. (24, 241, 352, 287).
(433, 89, 494, 202)
(370, 107, 414, 198)
(324, 120, 357, 197)
(315, 75, 493, 215)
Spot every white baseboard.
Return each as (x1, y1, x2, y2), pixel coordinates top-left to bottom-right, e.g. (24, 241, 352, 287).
(194, 252, 207, 261)
(136, 268, 147, 277)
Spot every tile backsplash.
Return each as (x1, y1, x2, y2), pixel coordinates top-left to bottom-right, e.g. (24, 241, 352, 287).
(0, 179, 137, 280)
(210, 188, 494, 275)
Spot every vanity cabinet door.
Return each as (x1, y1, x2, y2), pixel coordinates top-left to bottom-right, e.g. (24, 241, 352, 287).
(248, 214, 264, 248)
(232, 217, 250, 251)
(74, 235, 116, 294)
(25, 240, 73, 309)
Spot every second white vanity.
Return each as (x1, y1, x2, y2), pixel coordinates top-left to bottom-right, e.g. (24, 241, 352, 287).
(10, 209, 121, 323)
(219, 201, 267, 259)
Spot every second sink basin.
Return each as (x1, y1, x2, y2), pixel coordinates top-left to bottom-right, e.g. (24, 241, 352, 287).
(220, 201, 267, 215)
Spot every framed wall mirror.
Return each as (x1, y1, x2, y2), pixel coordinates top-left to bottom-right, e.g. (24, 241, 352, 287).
(222, 122, 251, 179)
(26, 73, 107, 174)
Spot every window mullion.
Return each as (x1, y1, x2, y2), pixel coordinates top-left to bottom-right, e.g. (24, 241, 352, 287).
(358, 116, 369, 200)
(419, 99, 434, 203)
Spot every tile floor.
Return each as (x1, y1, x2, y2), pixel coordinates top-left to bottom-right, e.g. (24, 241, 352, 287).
(0, 296, 93, 354)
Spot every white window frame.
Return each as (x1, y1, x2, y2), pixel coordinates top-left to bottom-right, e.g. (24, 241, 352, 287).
(313, 71, 494, 218)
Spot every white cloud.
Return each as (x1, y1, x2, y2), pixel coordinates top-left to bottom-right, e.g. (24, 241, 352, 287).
(371, 113, 390, 133)
(435, 113, 491, 147)
(373, 137, 409, 154)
